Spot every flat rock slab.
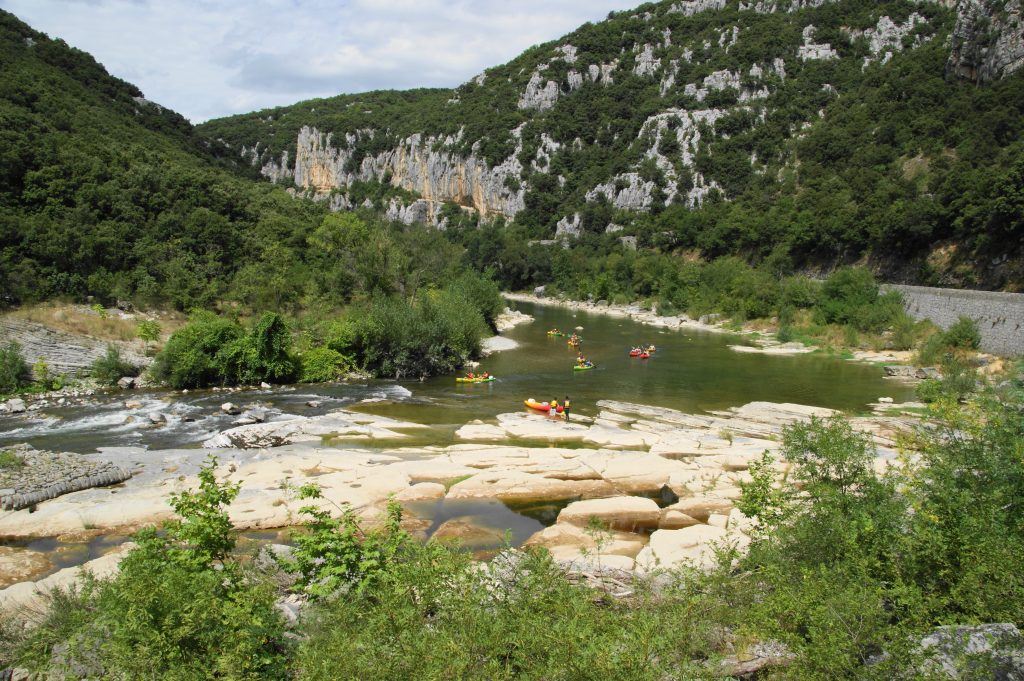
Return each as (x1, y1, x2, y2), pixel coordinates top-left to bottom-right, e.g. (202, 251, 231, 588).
(0, 543, 135, 613)
(557, 496, 661, 532)
(0, 444, 132, 511)
(203, 409, 427, 449)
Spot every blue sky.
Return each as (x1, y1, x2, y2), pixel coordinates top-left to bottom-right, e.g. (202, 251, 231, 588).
(1, 0, 635, 122)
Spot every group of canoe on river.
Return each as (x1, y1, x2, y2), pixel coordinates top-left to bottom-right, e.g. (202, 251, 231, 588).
(456, 326, 658, 418)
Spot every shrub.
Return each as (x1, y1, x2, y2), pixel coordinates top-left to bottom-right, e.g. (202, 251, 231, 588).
(0, 341, 30, 394)
(354, 292, 487, 379)
(890, 313, 916, 351)
(8, 456, 287, 679)
(279, 486, 408, 599)
(90, 345, 138, 386)
(941, 315, 981, 350)
(0, 449, 26, 470)
(151, 312, 244, 389)
(216, 313, 297, 386)
(816, 268, 904, 333)
(300, 346, 354, 383)
(136, 319, 161, 343)
(151, 312, 296, 388)
(446, 271, 504, 330)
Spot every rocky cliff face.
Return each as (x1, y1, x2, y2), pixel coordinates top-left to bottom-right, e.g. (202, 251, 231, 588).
(947, 0, 1024, 82)
(276, 126, 527, 222)
(214, 0, 1011, 234)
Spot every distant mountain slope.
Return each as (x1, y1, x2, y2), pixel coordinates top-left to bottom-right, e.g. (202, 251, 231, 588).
(199, 0, 1024, 289)
(0, 10, 325, 307)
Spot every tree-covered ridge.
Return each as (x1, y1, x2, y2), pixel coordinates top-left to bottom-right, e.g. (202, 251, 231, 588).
(199, 0, 1024, 289)
(0, 9, 330, 307)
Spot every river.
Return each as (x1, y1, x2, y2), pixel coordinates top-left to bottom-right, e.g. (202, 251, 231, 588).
(0, 300, 915, 454)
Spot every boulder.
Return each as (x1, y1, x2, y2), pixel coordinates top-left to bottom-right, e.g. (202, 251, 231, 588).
(430, 519, 507, 550)
(395, 482, 447, 502)
(260, 382, 272, 390)
(533, 285, 546, 298)
(917, 623, 1024, 680)
(556, 496, 661, 532)
(4, 398, 26, 414)
(221, 402, 241, 415)
(123, 400, 143, 410)
(659, 509, 700, 529)
(148, 412, 167, 425)
(244, 408, 268, 423)
(525, 523, 645, 559)
(306, 400, 322, 408)
(116, 376, 136, 390)
(635, 525, 729, 573)
(664, 495, 735, 523)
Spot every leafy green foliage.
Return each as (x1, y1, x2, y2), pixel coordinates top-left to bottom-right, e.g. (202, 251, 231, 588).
(0, 448, 25, 469)
(149, 312, 245, 388)
(941, 315, 981, 350)
(5, 455, 287, 680)
(216, 312, 297, 386)
(0, 340, 29, 394)
(135, 319, 161, 343)
(280, 486, 408, 599)
(88, 344, 138, 385)
(353, 290, 488, 379)
(299, 346, 354, 383)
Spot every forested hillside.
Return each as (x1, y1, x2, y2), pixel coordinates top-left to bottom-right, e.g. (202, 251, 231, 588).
(200, 0, 1024, 290)
(0, 10, 333, 309)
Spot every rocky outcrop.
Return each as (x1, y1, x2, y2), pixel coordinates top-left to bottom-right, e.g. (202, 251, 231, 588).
(0, 444, 132, 511)
(845, 13, 930, 68)
(739, 0, 838, 12)
(798, 24, 839, 61)
(0, 318, 150, 378)
(670, 0, 727, 15)
(287, 126, 526, 221)
(916, 623, 1024, 679)
(947, 0, 1024, 82)
(518, 70, 561, 111)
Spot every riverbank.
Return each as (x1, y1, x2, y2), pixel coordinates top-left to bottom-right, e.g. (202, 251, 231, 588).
(0, 396, 922, 606)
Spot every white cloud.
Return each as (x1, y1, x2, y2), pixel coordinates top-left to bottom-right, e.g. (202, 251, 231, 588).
(0, 0, 635, 122)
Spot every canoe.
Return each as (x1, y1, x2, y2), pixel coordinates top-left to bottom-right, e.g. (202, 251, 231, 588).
(546, 331, 565, 337)
(456, 376, 495, 383)
(573, 363, 595, 371)
(628, 350, 641, 357)
(524, 398, 551, 412)
(639, 353, 650, 360)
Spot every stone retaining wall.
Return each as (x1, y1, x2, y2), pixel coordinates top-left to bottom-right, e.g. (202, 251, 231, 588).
(885, 284, 1024, 356)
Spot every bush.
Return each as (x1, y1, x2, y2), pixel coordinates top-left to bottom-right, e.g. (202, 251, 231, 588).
(89, 345, 138, 386)
(941, 315, 981, 350)
(815, 268, 904, 333)
(151, 312, 245, 389)
(151, 312, 296, 388)
(299, 346, 354, 383)
(0, 342, 30, 394)
(354, 292, 487, 379)
(136, 320, 161, 343)
(8, 456, 287, 679)
(446, 272, 504, 330)
(216, 313, 297, 386)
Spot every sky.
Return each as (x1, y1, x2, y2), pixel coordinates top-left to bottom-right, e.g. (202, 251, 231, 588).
(1, 0, 637, 123)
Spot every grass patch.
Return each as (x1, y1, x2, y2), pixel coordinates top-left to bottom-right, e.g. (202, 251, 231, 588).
(2, 303, 185, 345)
(443, 474, 473, 492)
(0, 449, 26, 470)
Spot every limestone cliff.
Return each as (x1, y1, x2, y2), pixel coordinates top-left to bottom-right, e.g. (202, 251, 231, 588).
(281, 126, 526, 222)
(947, 0, 1024, 82)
